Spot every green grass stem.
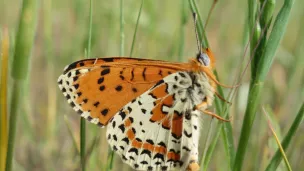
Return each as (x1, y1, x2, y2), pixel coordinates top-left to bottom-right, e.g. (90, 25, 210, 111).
(5, 0, 38, 170)
(80, 0, 93, 170)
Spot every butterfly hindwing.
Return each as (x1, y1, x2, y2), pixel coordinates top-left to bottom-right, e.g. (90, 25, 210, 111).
(106, 71, 206, 170)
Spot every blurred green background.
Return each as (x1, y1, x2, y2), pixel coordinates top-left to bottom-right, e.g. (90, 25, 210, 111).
(0, 0, 303, 171)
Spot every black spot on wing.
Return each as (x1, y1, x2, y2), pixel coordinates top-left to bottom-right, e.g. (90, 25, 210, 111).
(132, 87, 138, 93)
(113, 135, 117, 141)
(122, 137, 129, 144)
(135, 137, 142, 142)
(97, 122, 104, 127)
(100, 68, 110, 76)
(119, 124, 125, 133)
(115, 85, 123, 91)
(172, 133, 182, 140)
(73, 84, 79, 89)
(142, 67, 147, 81)
(140, 161, 148, 165)
(73, 76, 79, 81)
(141, 150, 152, 158)
(100, 108, 109, 116)
(146, 139, 154, 145)
(101, 58, 114, 62)
(119, 110, 127, 120)
(141, 109, 147, 114)
(182, 146, 191, 152)
(93, 102, 100, 107)
(67, 72, 72, 77)
(97, 77, 104, 84)
(99, 85, 105, 91)
(151, 79, 164, 89)
(131, 68, 135, 81)
(158, 141, 166, 148)
(178, 72, 186, 78)
(183, 130, 192, 138)
(128, 148, 138, 155)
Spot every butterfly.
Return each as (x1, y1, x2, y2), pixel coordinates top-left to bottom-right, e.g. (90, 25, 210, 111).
(57, 47, 231, 171)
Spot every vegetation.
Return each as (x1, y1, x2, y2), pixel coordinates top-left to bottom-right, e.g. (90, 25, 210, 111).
(0, 0, 303, 170)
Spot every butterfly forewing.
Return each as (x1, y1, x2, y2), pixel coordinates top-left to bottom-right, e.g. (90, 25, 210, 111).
(58, 57, 191, 126)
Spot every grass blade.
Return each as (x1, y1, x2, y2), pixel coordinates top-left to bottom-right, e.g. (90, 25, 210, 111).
(5, 0, 38, 170)
(265, 102, 304, 171)
(0, 28, 9, 171)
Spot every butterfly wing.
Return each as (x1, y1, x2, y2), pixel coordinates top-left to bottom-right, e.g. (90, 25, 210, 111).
(106, 71, 207, 170)
(57, 57, 191, 127)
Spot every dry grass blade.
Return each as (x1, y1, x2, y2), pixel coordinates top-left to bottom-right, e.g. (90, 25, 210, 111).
(262, 107, 292, 171)
(0, 27, 9, 171)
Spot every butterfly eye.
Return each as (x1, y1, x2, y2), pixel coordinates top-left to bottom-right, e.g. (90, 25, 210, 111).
(197, 52, 210, 66)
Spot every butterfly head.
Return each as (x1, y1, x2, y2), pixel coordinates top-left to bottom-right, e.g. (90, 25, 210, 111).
(196, 48, 215, 68)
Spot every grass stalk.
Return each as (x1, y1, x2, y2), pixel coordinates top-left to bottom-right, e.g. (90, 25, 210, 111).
(129, 0, 144, 57)
(5, 0, 38, 170)
(43, 0, 56, 146)
(0, 28, 9, 171)
(234, 0, 295, 170)
(80, 0, 93, 170)
(120, 0, 124, 57)
(177, 0, 188, 61)
(107, 1, 125, 169)
(64, 116, 80, 154)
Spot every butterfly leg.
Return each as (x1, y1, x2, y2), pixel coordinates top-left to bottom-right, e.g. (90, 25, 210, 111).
(197, 64, 239, 88)
(195, 102, 230, 122)
(187, 159, 200, 171)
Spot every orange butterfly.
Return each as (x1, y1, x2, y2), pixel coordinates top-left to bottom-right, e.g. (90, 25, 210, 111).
(58, 14, 230, 171)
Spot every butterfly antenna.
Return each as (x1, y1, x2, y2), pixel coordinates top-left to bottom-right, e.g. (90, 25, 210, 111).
(192, 13, 201, 54)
